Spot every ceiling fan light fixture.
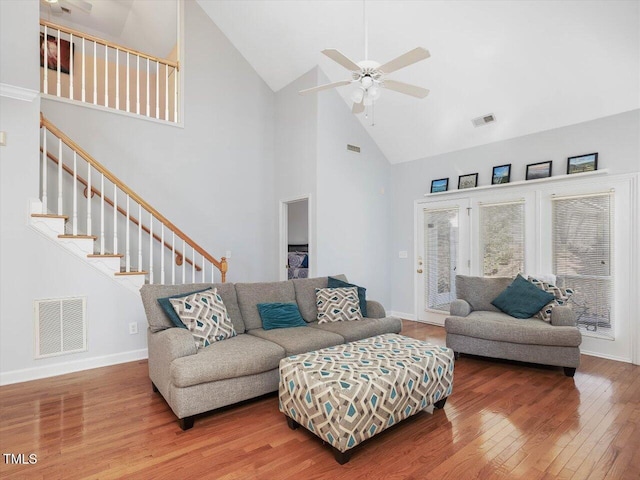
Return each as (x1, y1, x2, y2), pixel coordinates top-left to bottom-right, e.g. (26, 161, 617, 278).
(351, 88, 365, 103)
(361, 76, 374, 89)
(368, 85, 381, 100)
(44, 0, 59, 3)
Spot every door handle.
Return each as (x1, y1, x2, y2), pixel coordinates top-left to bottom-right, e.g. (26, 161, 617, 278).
(417, 269, 423, 274)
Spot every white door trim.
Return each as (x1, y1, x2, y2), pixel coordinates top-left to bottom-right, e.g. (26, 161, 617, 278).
(279, 194, 313, 281)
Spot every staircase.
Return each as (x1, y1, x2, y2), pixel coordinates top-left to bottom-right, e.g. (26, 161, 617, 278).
(31, 114, 227, 293)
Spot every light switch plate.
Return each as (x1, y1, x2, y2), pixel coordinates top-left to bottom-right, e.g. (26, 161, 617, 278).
(0, 132, 6, 146)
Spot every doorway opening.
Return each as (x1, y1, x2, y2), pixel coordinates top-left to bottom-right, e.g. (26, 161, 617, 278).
(279, 196, 312, 281)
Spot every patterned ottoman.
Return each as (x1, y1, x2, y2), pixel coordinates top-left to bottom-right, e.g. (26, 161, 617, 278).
(278, 333, 455, 464)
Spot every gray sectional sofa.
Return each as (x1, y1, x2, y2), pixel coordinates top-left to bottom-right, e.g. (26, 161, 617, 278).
(444, 275, 582, 377)
(140, 275, 401, 429)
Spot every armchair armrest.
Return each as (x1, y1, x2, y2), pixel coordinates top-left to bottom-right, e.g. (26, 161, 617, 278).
(450, 299, 472, 317)
(147, 328, 196, 395)
(550, 306, 576, 327)
(365, 300, 386, 319)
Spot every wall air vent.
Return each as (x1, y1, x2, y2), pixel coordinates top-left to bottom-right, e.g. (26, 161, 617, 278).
(347, 144, 361, 153)
(472, 113, 496, 127)
(34, 297, 87, 359)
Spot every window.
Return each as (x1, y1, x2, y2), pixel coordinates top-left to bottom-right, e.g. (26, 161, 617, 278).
(424, 208, 459, 311)
(553, 192, 613, 339)
(479, 200, 525, 277)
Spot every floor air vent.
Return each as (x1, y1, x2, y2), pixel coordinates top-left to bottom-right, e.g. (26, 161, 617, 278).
(35, 297, 87, 359)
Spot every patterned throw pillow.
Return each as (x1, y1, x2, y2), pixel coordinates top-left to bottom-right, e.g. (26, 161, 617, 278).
(315, 286, 363, 324)
(169, 288, 237, 349)
(528, 276, 574, 322)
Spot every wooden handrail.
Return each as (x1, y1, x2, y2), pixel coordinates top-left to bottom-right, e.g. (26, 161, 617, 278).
(40, 148, 202, 272)
(40, 114, 227, 282)
(40, 20, 179, 70)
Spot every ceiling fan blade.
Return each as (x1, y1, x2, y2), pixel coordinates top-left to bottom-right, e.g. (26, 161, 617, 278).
(64, 0, 92, 13)
(322, 49, 361, 72)
(352, 101, 365, 114)
(42, 0, 64, 14)
(378, 47, 430, 74)
(299, 80, 351, 95)
(383, 79, 430, 98)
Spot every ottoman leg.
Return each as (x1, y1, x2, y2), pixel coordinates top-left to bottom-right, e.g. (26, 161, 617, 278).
(434, 397, 447, 409)
(286, 416, 300, 430)
(333, 448, 351, 465)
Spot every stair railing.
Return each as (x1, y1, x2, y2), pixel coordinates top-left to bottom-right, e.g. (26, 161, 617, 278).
(40, 114, 227, 284)
(40, 20, 179, 123)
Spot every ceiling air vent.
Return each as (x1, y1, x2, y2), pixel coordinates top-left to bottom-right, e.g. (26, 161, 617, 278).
(472, 113, 496, 127)
(347, 144, 361, 153)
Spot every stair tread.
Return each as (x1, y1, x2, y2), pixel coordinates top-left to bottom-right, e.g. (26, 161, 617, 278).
(115, 270, 148, 276)
(32, 213, 69, 220)
(88, 253, 125, 258)
(58, 234, 98, 240)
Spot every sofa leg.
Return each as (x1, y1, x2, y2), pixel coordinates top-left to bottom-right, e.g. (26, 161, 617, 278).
(564, 367, 576, 377)
(286, 416, 300, 430)
(152, 382, 159, 393)
(333, 448, 351, 465)
(179, 416, 194, 430)
(453, 351, 460, 360)
(434, 397, 447, 409)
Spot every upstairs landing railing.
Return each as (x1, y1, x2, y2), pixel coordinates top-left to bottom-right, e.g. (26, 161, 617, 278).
(40, 114, 227, 284)
(40, 20, 179, 123)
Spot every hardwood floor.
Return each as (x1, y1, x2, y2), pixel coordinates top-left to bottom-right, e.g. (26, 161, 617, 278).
(1, 321, 639, 479)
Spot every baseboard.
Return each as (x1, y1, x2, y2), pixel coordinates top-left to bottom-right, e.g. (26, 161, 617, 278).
(389, 311, 416, 321)
(0, 348, 148, 386)
(580, 349, 632, 364)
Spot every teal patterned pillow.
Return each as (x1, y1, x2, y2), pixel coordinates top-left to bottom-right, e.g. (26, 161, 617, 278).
(528, 276, 574, 322)
(315, 286, 363, 324)
(491, 274, 555, 319)
(169, 288, 236, 349)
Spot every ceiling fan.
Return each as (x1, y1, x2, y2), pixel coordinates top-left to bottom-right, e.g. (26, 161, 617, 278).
(41, 0, 92, 16)
(299, 3, 430, 114)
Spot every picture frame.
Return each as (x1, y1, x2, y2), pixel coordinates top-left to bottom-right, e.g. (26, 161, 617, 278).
(491, 164, 511, 185)
(526, 160, 553, 180)
(458, 173, 478, 189)
(40, 34, 73, 74)
(430, 178, 449, 193)
(567, 152, 598, 174)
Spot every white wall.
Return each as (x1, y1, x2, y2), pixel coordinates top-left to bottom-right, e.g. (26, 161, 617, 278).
(390, 109, 640, 315)
(287, 200, 308, 245)
(0, 0, 277, 384)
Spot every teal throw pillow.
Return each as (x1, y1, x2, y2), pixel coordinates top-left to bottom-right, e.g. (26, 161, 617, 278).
(158, 287, 212, 328)
(328, 277, 367, 317)
(491, 274, 555, 319)
(257, 303, 307, 330)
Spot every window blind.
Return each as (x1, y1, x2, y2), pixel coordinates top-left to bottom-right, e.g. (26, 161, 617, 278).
(479, 200, 525, 277)
(424, 207, 459, 311)
(552, 192, 613, 339)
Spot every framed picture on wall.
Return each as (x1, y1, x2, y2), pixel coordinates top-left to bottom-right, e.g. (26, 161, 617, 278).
(567, 152, 598, 174)
(430, 178, 449, 193)
(491, 164, 511, 185)
(40, 34, 73, 74)
(526, 160, 553, 180)
(458, 173, 478, 189)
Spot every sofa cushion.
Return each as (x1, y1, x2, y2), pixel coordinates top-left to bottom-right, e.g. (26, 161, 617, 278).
(491, 275, 555, 319)
(169, 290, 237, 349)
(445, 311, 582, 347)
(140, 282, 245, 333)
(158, 287, 212, 329)
(247, 327, 344, 356)
(257, 303, 307, 330)
(309, 317, 402, 342)
(328, 276, 368, 317)
(170, 334, 285, 388)
(293, 274, 347, 322)
(316, 287, 363, 323)
(236, 281, 296, 330)
(456, 275, 513, 313)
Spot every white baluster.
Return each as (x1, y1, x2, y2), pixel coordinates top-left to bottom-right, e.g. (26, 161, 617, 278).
(155, 61, 160, 119)
(202, 254, 205, 282)
(81, 38, 86, 102)
(93, 41, 97, 105)
(104, 44, 109, 108)
(171, 232, 175, 285)
(100, 174, 105, 254)
(113, 184, 118, 256)
(149, 213, 154, 284)
(136, 55, 140, 114)
(182, 239, 186, 284)
(146, 58, 150, 117)
(69, 34, 74, 100)
(43, 26, 48, 95)
(126, 52, 130, 113)
(72, 152, 77, 235)
(86, 163, 92, 236)
(42, 128, 48, 212)
(57, 138, 62, 215)
(160, 224, 165, 284)
(191, 247, 196, 283)
(125, 194, 130, 272)
(56, 31, 61, 97)
(174, 66, 178, 122)
(211, 262, 214, 283)
(165, 64, 169, 121)
(138, 204, 142, 272)
(115, 48, 120, 111)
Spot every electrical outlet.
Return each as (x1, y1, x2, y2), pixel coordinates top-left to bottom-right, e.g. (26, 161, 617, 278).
(129, 322, 138, 335)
